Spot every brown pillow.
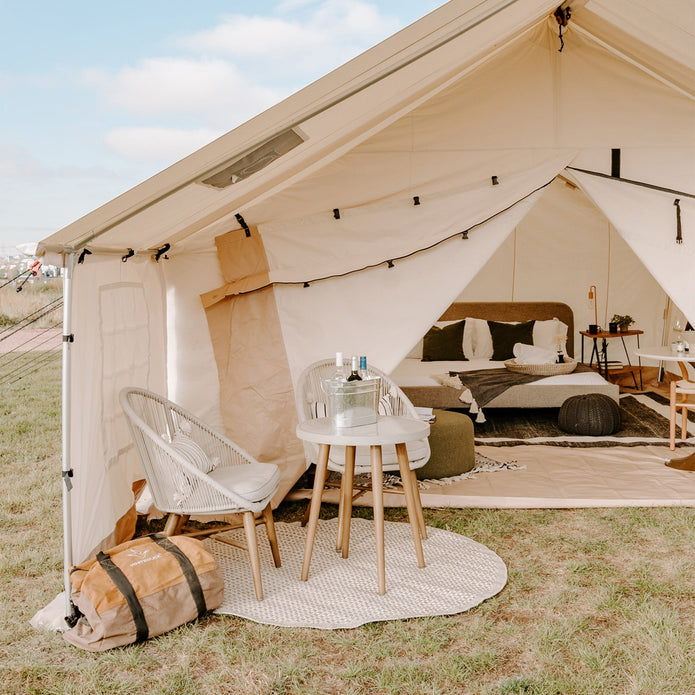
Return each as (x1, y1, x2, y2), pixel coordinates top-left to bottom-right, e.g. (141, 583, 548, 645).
(488, 320, 535, 361)
(422, 321, 466, 361)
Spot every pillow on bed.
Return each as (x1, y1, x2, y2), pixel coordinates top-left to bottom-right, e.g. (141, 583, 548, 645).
(422, 320, 466, 361)
(465, 317, 494, 359)
(533, 317, 569, 355)
(408, 320, 461, 359)
(488, 320, 535, 361)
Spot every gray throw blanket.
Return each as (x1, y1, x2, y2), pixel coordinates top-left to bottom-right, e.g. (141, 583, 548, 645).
(451, 364, 592, 410)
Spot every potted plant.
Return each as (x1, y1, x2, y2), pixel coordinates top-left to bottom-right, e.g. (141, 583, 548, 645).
(610, 314, 635, 332)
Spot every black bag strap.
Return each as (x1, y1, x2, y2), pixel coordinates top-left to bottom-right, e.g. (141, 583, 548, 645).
(150, 534, 207, 618)
(97, 551, 149, 643)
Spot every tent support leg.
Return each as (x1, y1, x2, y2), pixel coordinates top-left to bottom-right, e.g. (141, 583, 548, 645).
(61, 252, 76, 624)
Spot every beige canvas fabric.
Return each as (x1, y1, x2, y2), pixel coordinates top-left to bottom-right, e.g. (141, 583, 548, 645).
(32, 1, 694, 564)
(205, 228, 305, 500)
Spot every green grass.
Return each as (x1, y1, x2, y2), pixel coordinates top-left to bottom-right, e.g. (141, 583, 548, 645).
(2, 359, 695, 694)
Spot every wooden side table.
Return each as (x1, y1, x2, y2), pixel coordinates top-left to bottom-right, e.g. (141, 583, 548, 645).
(296, 415, 430, 595)
(580, 329, 643, 389)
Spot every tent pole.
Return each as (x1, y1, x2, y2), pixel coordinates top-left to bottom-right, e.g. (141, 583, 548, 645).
(61, 252, 76, 623)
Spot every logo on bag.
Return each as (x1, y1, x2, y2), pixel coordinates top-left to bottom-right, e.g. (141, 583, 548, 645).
(127, 547, 163, 567)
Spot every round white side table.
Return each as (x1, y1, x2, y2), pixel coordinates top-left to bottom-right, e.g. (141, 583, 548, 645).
(296, 415, 430, 594)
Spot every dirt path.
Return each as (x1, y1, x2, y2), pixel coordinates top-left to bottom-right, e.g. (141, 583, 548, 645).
(0, 327, 62, 353)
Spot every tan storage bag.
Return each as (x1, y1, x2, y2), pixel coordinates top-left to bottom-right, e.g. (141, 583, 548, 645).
(64, 533, 224, 651)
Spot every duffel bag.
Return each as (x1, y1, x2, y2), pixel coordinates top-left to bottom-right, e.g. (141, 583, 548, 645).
(64, 533, 224, 651)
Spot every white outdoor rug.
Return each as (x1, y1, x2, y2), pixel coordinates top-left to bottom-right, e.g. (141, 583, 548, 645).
(207, 518, 507, 629)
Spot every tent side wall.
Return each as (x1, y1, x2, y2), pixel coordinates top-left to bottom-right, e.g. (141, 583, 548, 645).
(68, 256, 167, 563)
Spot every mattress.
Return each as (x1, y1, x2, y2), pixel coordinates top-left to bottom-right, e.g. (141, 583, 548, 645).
(392, 358, 619, 409)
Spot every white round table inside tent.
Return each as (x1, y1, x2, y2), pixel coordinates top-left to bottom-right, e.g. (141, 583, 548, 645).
(206, 518, 507, 629)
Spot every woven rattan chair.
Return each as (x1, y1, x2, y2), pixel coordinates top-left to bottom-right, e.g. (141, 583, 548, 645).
(295, 359, 430, 538)
(669, 378, 695, 449)
(120, 387, 281, 600)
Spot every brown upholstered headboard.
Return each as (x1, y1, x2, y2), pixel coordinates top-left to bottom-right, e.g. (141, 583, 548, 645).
(438, 302, 575, 357)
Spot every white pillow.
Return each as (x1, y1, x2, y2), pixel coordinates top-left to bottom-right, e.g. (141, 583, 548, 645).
(466, 318, 494, 359)
(533, 318, 569, 355)
(171, 431, 216, 474)
(513, 343, 557, 364)
(463, 320, 477, 360)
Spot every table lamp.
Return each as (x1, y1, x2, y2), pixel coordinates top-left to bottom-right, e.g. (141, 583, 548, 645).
(588, 285, 598, 329)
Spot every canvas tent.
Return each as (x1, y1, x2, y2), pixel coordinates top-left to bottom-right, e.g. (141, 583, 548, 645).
(36, 0, 694, 614)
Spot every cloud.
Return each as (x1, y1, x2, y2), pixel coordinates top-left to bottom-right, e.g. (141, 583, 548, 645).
(179, 1, 400, 63)
(104, 126, 225, 164)
(83, 1, 402, 165)
(85, 58, 284, 129)
(0, 146, 47, 179)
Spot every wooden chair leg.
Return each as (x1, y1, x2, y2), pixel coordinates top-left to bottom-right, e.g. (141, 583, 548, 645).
(163, 513, 181, 536)
(262, 504, 281, 568)
(300, 497, 312, 526)
(682, 406, 689, 442)
(174, 514, 190, 535)
(243, 511, 263, 600)
(670, 381, 677, 450)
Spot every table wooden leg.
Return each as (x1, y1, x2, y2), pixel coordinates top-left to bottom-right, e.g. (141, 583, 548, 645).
(301, 443, 330, 582)
(396, 443, 426, 568)
(370, 445, 386, 595)
(408, 464, 428, 540)
(339, 446, 355, 559)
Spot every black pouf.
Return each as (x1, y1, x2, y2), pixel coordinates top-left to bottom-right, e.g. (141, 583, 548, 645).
(558, 393, 621, 436)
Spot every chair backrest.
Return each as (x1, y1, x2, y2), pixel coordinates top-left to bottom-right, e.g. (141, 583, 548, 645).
(295, 359, 419, 426)
(294, 359, 429, 468)
(120, 387, 257, 514)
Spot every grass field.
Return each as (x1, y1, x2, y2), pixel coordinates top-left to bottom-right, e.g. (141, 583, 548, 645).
(2, 357, 695, 694)
(0, 278, 62, 328)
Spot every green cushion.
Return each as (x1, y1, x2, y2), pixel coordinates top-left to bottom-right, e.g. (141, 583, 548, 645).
(416, 409, 475, 480)
(422, 320, 466, 361)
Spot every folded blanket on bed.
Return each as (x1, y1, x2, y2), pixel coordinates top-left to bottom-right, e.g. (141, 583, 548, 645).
(448, 365, 592, 423)
(451, 369, 546, 410)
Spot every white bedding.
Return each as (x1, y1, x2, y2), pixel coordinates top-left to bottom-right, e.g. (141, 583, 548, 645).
(391, 358, 611, 388)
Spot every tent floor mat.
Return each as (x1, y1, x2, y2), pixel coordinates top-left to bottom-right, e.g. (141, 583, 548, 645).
(287, 444, 695, 509)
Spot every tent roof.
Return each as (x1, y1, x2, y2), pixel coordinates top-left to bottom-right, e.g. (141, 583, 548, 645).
(38, 0, 695, 259)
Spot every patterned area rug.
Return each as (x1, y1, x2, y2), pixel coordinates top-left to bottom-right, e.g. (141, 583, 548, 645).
(473, 392, 695, 447)
(208, 518, 507, 629)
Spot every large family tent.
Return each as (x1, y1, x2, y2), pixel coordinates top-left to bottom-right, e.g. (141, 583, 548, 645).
(37, 0, 694, 613)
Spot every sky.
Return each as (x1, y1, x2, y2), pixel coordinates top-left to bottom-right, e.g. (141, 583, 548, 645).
(0, 0, 441, 255)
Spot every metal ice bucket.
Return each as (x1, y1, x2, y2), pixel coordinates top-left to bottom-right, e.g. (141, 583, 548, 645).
(321, 377, 381, 427)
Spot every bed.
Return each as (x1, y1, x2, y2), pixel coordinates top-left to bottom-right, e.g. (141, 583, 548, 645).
(392, 301, 619, 412)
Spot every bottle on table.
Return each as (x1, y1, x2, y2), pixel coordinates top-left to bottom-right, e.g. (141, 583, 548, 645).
(359, 355, 368, 379)
(347, 355, 362, 381)
(334, 352, 346, 381)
